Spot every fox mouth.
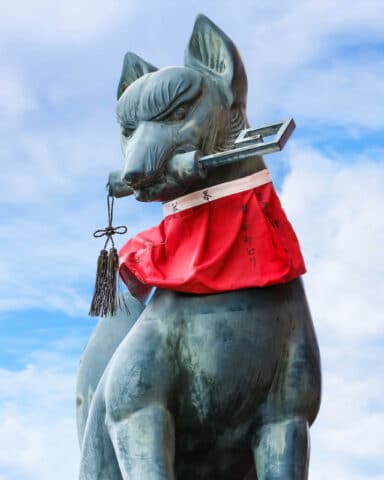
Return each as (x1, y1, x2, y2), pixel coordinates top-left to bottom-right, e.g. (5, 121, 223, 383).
(132, 171, 191, 202)
(133, 182, 188, 202)
(130, 170, 163, 189)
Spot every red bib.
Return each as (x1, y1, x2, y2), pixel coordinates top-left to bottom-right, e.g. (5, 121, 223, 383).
(119, 171, 306, 297)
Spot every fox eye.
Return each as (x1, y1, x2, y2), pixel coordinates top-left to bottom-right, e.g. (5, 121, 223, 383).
(164, 104, 190, 122)
(121, 126, 133, 138)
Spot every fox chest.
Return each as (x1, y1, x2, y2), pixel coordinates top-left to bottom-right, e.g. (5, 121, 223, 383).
(148, 288, 291, 429)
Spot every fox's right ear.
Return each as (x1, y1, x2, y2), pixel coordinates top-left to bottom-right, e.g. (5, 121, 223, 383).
(117, 52, 158, 100)
(185, 14, 247, 110)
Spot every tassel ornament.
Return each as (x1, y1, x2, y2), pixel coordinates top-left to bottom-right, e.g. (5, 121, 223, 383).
(89, 195, 127, 317)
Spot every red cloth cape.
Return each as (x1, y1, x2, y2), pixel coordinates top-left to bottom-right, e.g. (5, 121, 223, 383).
(118, 182, 306, 297)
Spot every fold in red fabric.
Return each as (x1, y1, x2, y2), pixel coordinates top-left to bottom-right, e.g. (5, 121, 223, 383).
(118, 182, 306, 297)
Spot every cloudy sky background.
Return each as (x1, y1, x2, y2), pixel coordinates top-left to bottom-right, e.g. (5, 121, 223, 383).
(0, 0, 383, 478)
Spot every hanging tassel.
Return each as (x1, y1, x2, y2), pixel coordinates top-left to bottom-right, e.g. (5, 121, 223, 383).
(89, 196, 127, 317)
(89, 249, 108, 316)
(105, 247, 119, 316)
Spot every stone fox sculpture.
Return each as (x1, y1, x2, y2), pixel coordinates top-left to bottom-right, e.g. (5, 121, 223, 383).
(79, 14, 321, 480)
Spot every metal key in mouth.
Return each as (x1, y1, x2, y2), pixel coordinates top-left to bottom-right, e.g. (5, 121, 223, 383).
(166, 118, 295, 183)
(199, 118, 295, 169)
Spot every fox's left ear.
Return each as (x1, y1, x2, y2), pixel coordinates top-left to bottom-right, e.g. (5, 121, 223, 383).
(184, 14, 247, 109)
(117, 52, 158, 100)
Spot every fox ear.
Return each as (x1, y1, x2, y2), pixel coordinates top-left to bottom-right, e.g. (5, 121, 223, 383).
(184, 14, 247, 109)
(117, 52, 158, 100)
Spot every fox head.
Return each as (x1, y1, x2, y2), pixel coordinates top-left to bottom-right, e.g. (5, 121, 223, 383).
(110, 14, 262, 202)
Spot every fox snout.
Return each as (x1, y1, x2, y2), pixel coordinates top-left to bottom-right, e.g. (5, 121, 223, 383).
(120, 122, 174, 188)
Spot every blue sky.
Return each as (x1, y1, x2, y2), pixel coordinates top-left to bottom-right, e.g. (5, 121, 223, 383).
(0, 1, 383, 478)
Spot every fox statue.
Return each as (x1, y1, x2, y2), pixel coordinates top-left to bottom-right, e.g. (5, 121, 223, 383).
(78, 14, 321, 480)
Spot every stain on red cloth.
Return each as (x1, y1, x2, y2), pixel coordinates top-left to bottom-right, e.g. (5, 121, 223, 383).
(118, 182, 306, 297)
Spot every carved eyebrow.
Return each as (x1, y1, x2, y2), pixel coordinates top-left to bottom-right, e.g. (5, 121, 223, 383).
(116, 67, 202, 127)
(152, 94, 200, 122)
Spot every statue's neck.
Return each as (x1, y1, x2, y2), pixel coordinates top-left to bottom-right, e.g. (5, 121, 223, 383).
(185, 155, 268, 194)
(186, 109, 268, 192)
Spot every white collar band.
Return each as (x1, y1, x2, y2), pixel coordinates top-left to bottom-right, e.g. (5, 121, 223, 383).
(163, 169, 272, 217)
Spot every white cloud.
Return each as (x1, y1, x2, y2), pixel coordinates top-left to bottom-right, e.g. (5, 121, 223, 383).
(241, 0, 384, 67)
(279, 144, 384, 478)
(239, 0, 384, 127)
(0, 66, 35, 122)
(282, 143, 384, 337)
(281, 59, 384, 129)
(0, 122, 119, 205)
(0, 197, 161, 316)
(310, 375, 384, 479)
(0, 0, 135, 46)
(0, 353, 80, 480)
